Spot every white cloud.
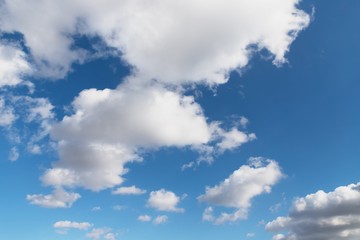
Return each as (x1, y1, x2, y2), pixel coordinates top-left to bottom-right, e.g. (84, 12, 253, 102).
(266, 182, 360, 240)
(198, 157, 284, 224)
(8, 146, 19, 161)
(112, 185, 146, 195)
(91, 206, 101, 211)
(86, 227, 116, 240)
(26, 188, 80, 208)
(216, 128, 256, 152)
(53, 221, 93, 231)
(147, 189, 184, 213)
(0, 0, 309, 83)
(153, 215, 168, 225)
(45, 82, 252, 192)
(138, 215, 152, 222)
(0, 40, 31, 87)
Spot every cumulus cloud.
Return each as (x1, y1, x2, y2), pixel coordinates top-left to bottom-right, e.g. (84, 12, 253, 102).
(26, 188, 80, 208)
(1, 0, 310, 205)
(53, 221, 93, 231)
(44, 82, 254, 191)
(0, 0, 309, 84)
(112, 185, 146, 195)
(147, 189, 184, 213)
(266, 182, 360, 240)
(198, 157, 284, 224)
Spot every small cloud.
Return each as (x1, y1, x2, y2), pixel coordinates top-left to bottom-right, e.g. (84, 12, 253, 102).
(112, 185, 146, 195)
(9, 146, 19, 161)
(112, 205, 125, 211)
(246, 232, 255, 238)
(91, 206, 101, 211)
(138, 215, 152, 222)
(147, 189, 184, 213)
(53, 221, 93, 232)
(198, 157, 284, 224)
(153, 215, 168, 225)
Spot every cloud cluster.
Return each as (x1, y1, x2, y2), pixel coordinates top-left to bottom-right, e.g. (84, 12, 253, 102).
(199, 157, 284, 224)
(266, 182, 360, 240)
(0, 0, 310, 207)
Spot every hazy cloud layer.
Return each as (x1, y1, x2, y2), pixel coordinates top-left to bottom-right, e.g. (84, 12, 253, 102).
(266, 182, 360, 240)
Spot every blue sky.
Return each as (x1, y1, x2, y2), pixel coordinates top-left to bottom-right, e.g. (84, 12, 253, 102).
(1, 1, 360, 240)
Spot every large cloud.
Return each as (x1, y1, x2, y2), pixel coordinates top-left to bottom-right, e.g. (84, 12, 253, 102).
(0, 0, 309, 83)
(198, 157, 284, 224)
(266, 182, 360, 240)
(41, 82, 254, 192)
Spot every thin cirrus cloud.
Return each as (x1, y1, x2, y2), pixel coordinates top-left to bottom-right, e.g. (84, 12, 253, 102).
(266, 182, 360, 240)
(198, 157, 284, 224)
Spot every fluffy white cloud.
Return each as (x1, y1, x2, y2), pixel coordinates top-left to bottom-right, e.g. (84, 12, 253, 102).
(153, 215, 168, 225)
(147, 189, 184, 213)
(266, 182, 360, 240)
(199, 157, 284, 224)
(0, 40, 31, 87)
(26, 188, 80, 208)
(112, 185, 146, 195)
(138, 215, 152, 222)
(53, 221, 93, 230)
(45, 82, 253, 191)
(0, 0, 309, 83)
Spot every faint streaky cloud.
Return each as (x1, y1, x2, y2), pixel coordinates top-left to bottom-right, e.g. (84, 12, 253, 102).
(91, 206, 101, 211)
(8, 146, 19, 161)
(86, 227, 116, 240)
(153, 215, 168, 225)
(147, 189, 184, 213)
(26, 188, 80, 208)
(138, 215, 152, 222)
(0, 98, 16, 126)
(198, 157, 284, 224)
(266, 182, 360, 240)
(112, 185, 146, 195)
(246, 232, 255, 238)
(112, 205, 126, 211)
